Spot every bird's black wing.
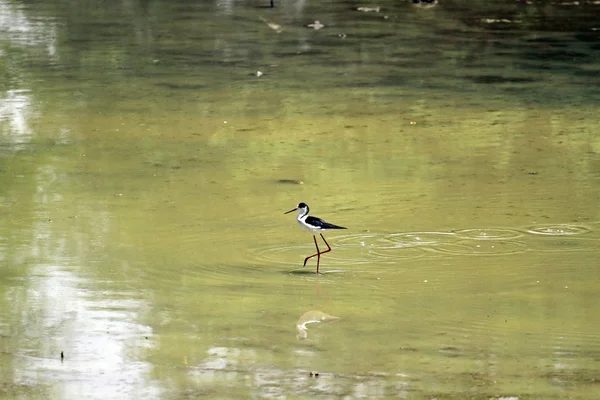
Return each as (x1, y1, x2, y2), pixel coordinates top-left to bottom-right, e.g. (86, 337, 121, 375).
(306, 216, 346, 230)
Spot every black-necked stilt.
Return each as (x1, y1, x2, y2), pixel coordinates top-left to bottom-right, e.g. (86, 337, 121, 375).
(285, 202, 346, 274)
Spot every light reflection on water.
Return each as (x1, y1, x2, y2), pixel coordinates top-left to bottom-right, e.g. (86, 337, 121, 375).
(9, 265, 158, 399)
(0, 90, 33, 145)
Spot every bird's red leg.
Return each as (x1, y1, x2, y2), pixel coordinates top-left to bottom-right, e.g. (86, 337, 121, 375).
(319, 234, 332, 254)
(315, 234, 332, 274)
(303, 235, 321, 272)
(303, 234, 333, 274)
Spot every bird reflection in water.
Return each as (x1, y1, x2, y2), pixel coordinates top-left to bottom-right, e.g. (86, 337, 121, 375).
(296, 310, 340, 340)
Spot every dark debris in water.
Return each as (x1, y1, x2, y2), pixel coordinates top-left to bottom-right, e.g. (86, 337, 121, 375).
(466, 75, 538, 84)
(439, 346, 462, 357)
(156, 82, 206, 90)
(276, 179, 304, 185)
(399, 346, 418, 352)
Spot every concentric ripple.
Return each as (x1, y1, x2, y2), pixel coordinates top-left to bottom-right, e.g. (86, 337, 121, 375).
(253, 243, 363, 267)
(251, 224, 596, 268)
(253, 233, 432, 268)
(525, 224, 591, 236)
(335, 233, 430, 262)
(455, 228, 524, 241)
(427, 239, 528, 256)
(334, 233, 397, 249)
(381, 232, 458, 248)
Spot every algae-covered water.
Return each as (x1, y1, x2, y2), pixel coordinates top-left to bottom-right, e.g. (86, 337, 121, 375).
(1, 0, 600, 399)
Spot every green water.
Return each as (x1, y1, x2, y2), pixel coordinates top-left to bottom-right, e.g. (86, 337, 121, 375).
(1, 0, 600, 399)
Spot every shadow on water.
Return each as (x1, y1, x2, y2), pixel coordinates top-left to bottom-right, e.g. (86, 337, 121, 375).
(284, 268, 346, 275)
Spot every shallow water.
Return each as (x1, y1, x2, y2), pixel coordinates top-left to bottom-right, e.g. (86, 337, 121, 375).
(2, 0, 600, 399)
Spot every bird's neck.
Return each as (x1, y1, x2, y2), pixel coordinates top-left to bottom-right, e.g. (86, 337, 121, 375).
(297, 209, 308, 220)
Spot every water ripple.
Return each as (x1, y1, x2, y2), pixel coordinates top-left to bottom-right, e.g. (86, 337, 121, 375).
(525, 224, 591, 236)
(254, 244, 359, 267)
(382, 232, 458, 248)
(334, 233, 396, 249)
(455, 228, 524, 241)
(335, 233, 430, 262)
(427, 239, 528, 256)
(250, 224, 596, 270)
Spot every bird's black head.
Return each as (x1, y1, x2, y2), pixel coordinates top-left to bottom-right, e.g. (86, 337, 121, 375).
(284, 202, 309, 215)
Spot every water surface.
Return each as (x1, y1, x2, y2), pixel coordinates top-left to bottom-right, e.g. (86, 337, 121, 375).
(1, 0, 600, 399)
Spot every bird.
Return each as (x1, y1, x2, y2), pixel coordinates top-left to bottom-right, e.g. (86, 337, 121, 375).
(284, 202, 346, 274)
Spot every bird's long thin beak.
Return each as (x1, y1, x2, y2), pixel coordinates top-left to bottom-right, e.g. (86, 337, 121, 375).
(284, 207, 297, 214)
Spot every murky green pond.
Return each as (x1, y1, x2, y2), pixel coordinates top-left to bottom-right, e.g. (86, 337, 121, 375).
(2, 0, 600, 399)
